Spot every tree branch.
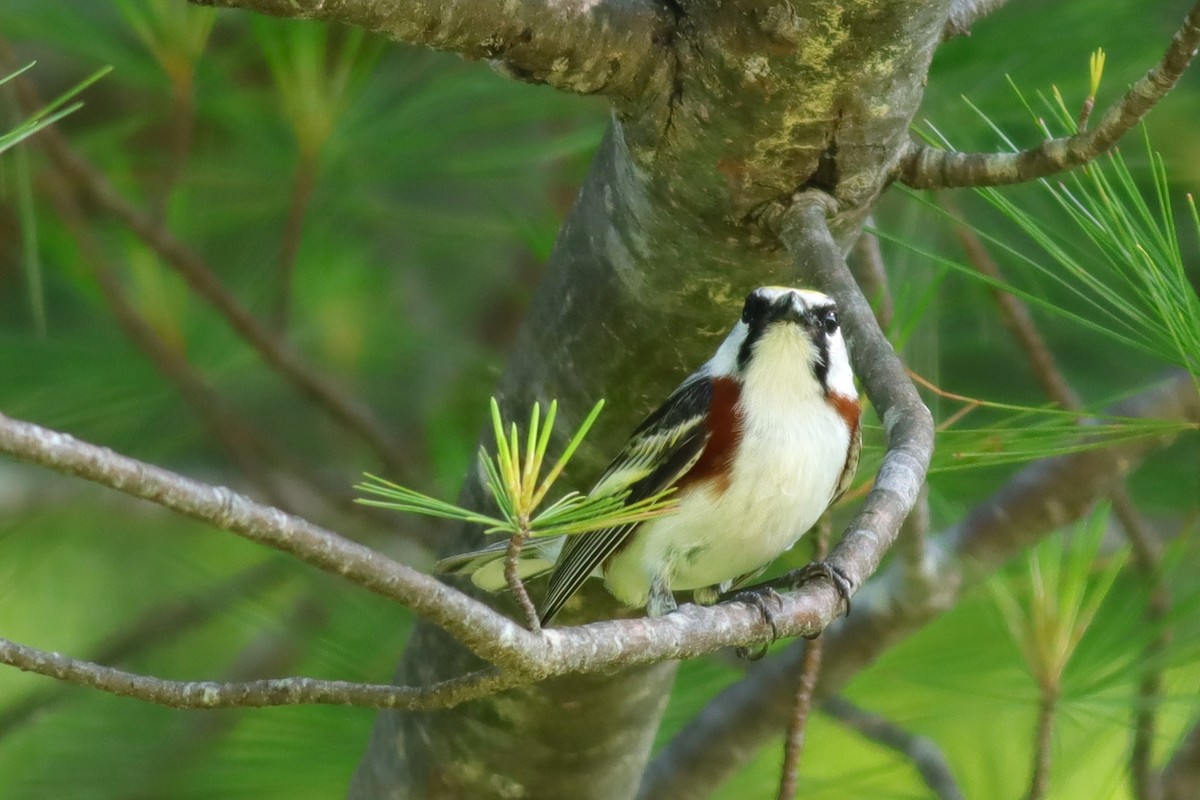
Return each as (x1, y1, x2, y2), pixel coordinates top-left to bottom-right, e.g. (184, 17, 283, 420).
(1027, 685, 1059, 800)
(0, 408, 935, 695)
(0, 637, 517, 710)
(822, 696, 965, 800)
(0, 411, 535, 669)
(777, 518, 831, 800)
(0, 562, 285, 736)
(43, 169, 289, 506)
(638, 373, 1198, 800)
(848, 226, 895, 331)
(189, 0, 675, 103)
(902, 0, 1200, 189)
(775, 191, 935, 602)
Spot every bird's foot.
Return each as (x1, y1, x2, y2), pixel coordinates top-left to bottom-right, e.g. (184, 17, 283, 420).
(788, 560, 854, 626)
(729, 586, 785, 661)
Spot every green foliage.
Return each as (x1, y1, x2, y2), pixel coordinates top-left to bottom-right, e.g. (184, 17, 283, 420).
(989, 510, 1129, 690)
(115, 0, 216, 81)
(252, 18, 383, 159)
(0, 62, 111, 155)
(357, 398, 678, 538)
(897, 78, 1200, 384)
(0, 2, 1196, 799)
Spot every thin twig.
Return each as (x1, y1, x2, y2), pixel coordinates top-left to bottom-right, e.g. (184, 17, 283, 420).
(1120, 488, 1171, 800)
(151, 69, 198, 223)
(951, 218, 1081, 407)
(506, 527, 541, 632)
(0, 638, 515, 710)
(777, 518, 831, 800)
(1027, 685, 1059, 800)
(0, 561, 288, 739)
(42, 168, 374, 525)
(274, 151, 319, 331)
(42, 169, 289, 506)
(823, 696, 965, 800)
(902, 0, 1200, 189)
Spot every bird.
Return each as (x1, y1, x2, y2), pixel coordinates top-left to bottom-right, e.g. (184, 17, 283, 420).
(437, 286, 862, 627)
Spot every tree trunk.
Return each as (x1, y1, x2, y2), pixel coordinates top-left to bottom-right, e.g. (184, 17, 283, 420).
(350, 1, 952, 796)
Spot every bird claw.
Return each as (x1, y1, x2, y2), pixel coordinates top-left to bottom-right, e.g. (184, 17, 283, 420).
(790, 560, 854, 622)
(731, 586, 785, 661)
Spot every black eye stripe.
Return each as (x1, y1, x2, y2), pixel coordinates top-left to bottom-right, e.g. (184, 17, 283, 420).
(736, 292, 838, 372)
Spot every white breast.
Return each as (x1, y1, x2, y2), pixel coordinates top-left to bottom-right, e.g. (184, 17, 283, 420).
(604, 327, 854, 608)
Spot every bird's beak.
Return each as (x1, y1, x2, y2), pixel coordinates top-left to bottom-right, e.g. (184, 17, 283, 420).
(772, 294, 811, 327)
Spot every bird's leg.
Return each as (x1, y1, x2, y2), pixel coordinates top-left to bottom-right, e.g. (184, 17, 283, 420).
(646, 574, 678, 617)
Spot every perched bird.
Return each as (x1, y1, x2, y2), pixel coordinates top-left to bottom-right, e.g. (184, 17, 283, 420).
(438, 286, 862, 626)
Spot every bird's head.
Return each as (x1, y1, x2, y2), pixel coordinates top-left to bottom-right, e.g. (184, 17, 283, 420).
(705, 286, 856, 400)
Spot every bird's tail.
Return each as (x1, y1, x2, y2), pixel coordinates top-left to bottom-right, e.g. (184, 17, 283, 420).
(435, 536, 562, 592)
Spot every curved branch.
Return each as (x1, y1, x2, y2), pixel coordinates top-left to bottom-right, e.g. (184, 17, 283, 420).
(190, 0, 675, 102)
(777, 192, 935, 601)
(0, 638, 516, 710)
(638, 372, 1198, 800)
(0, 408, 916, 685)
(3, 371, 1191, 717)
(0, 398, 940, 691)
(903, 0, 1200, 189)
(0, 411, 537, 670)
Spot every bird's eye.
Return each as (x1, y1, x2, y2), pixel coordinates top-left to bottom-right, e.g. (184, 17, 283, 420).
(820, 310, 839, 335)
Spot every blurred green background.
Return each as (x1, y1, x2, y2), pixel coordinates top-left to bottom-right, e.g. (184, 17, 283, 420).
(0, 1, 1197, 798)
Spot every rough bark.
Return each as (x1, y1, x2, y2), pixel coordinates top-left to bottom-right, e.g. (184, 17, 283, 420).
(190, 0, 675, 102)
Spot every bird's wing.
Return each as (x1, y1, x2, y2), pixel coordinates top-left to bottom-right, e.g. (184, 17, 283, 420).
(830, 415, 862, 505)
(539, 375, 715, 625)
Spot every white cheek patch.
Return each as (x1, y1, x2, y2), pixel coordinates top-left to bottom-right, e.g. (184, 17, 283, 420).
(824, 332, 857, 398)
(703, 320, 748, 377)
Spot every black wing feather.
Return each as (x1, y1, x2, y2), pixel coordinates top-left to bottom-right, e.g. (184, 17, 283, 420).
(538, 376, 714, 625)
